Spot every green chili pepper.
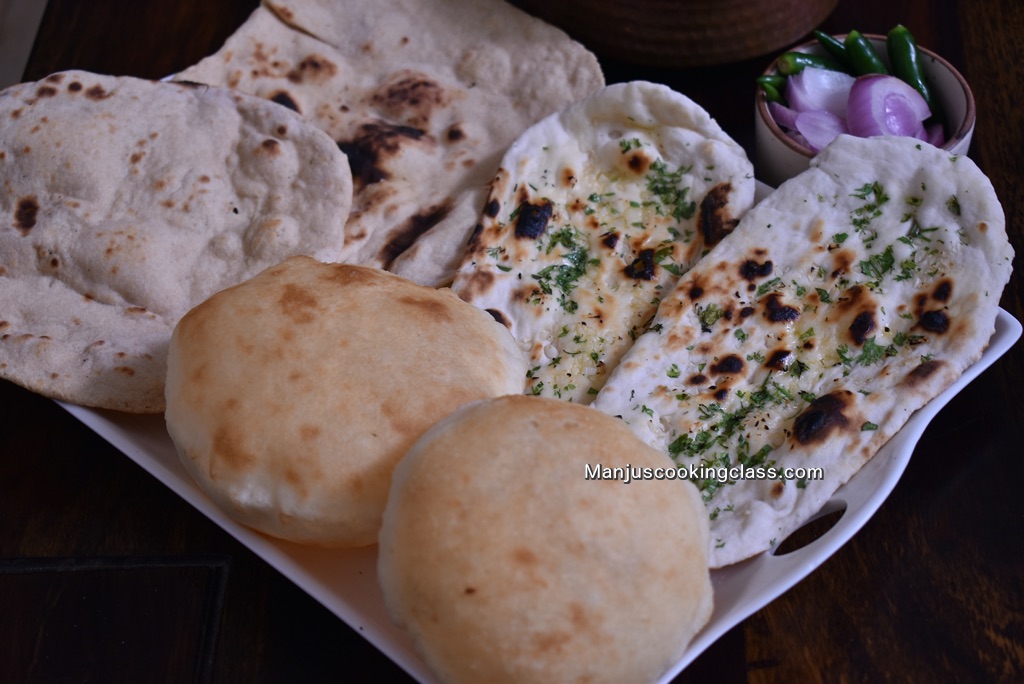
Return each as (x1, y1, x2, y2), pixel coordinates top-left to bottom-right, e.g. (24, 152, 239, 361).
(843, 30, 890, 75)
(756, 74, 787, 90)
(776, 51, 844, 76)
(886, 24, 935, 110)
(813, 30, 854, 71)
(758, 80, 785, 104)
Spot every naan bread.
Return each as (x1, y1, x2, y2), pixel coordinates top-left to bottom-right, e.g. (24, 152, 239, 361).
(176, 0, 604, 286)
(0, 71, 353, 412)
(451, 81, 755, 403)
(378, 394, 712, 684)
(165, 256, 527, 548)
(593, 135, 1014, 567)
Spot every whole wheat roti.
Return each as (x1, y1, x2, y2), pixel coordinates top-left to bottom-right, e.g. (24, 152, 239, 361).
(175, 0, 604, 287)
(0, 71, 353, 413)
(593, 135, 1014, 567)
(451, 81, 755, 403)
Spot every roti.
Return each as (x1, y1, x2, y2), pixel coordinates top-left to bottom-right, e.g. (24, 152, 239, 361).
(175, 0, 605, 286)
(592, 134, 1014, 567)
(450, 81, 755, 403)
(0, 71, 353, 412)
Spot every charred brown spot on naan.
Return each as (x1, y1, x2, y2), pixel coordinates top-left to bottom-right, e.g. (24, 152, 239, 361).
(337, 122, 428, 188)
(697, 182, 738, 246)
(710, 355, 744, 376)
(900, 358, 947, 388)
(624, 249, 657, 280)
(762, 293, 800, 323)
(560, 168, 577, 188)
(624, 150, 652, 175)
(36, 85, 58, 98)
(739, 258, 773, 282)
(513, 199, 553, 239)
(486, 308, 511, 328)
(848, 311, 878, 346)
(378, 201, 453, 269)
(932, 279, 953, 302)
(85, 85, 111, 101)
(764, 349, 792, 371)
(917, 309, 950, 334)
(792, 390, 855, 446)
(483, 198, 500, 218)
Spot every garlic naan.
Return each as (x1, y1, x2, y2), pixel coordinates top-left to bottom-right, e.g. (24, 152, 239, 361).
(452, 81, 755, 403)
(593, 135, 1014, 567)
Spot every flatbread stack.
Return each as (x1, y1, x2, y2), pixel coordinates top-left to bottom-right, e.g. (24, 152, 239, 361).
(176, 0, 605, 286)
(592, 134, 1014, 567)
(0, 71, 353, 412)
(451, 81, 755, 403)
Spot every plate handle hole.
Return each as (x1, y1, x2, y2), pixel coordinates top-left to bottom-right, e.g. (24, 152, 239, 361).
(771, 502, 847, 556)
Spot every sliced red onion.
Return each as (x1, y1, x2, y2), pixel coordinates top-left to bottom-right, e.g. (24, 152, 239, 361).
(794, 110, 848, 152)
(924, 120, 946, 147)
(785, 66, 856, 119)
(768, 101, 799, 130)
(847, 74, 932, 138)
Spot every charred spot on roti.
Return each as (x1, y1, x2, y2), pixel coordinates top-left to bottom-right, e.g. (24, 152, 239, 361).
(513, 199, 553, 239)
(378, 201, 452, 268)
(918, 309, 949, 333)
(600, 231, 619, 250)
(697, 183, 737, 246)
(739, 306, 755, 319)
(624, 249, 656, 280)
(337, 122, 427, 188)
(483, 198, 500, 218)
(446, 125, 465, 142)
(259, 138, 282, 155)
(763, 293, 800, 323)
(371, 72, 450, 127)
(14, 196, 39, 233)
(848, 311, 877, 346)
(286, 54, 338, 84)
(739, 258, 773, 281)
(689, 284, 704, 300)
(36, 85, 58, 98)
(830, 249, 856, 279)
(268, 90, 300, 113)
(688, 373, 708, 385)
(85, 85, 111, 100)
(792, 390, 853, 446)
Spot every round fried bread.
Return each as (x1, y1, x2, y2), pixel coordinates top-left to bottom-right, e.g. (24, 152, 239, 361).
(164, 256, 526, 547)
(378, 394, 713, 684)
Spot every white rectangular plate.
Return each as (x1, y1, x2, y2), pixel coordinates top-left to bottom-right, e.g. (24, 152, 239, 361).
(60, 308, 1021, 683)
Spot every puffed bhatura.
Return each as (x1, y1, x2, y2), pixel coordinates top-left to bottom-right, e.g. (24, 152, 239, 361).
(164, 256, 527, 547)
(378, 394, 713, 684)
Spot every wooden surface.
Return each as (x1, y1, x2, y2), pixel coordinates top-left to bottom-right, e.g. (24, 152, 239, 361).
(2, 0, 1022, 681)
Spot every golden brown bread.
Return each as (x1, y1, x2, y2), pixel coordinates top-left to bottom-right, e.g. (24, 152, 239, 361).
(378, 394, 713, 684)
(164, 256, 526, 547)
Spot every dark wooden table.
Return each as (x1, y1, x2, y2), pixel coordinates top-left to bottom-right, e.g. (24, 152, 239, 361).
(3, 1, 1022, 682)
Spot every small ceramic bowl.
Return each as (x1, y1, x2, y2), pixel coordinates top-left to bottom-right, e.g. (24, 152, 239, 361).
(754, 34, 976, 187)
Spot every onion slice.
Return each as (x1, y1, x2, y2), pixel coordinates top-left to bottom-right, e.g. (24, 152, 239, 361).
(794, 110, 848, 152)
(768, 101, 799, 130)
(847, 74, 931, 138)
(785, 66, 856, 119)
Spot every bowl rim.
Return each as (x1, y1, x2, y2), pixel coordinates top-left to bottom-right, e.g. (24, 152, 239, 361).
(755, 32, 977, 159)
